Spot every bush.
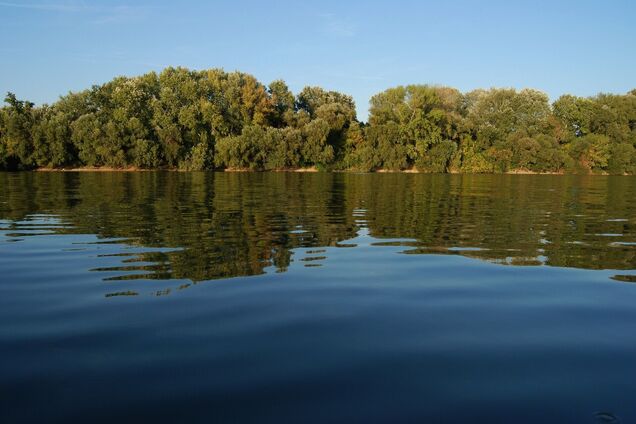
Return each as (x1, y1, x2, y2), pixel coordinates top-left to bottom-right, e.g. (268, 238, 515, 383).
(179, 141, 212, 171)
(416, 141, 457, 172)
(568, 134, 611, 172)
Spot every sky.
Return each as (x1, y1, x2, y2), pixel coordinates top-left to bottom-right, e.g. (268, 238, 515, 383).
(0, 0, 634, 121)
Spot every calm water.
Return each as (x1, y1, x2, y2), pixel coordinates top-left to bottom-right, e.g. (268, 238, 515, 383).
(1, 172, 636, 423)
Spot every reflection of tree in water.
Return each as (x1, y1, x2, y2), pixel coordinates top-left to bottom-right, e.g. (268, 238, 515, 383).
(349, 174, 636, 270)
(1, 172, 635, 290)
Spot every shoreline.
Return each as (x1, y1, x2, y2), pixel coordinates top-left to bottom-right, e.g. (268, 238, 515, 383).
(36, 166, 148, 172)
(27, 167, 621, 175)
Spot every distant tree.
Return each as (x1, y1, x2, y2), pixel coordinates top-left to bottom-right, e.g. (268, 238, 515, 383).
(268, 80, 295, 128)
(0, 93, 36, 169)
(568, 134, 611, 172)
(2, 68, 636, 174)
(301, 119, 334, 166)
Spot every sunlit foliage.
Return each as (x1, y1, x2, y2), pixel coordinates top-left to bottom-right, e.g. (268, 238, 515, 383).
(1, 68, 635, 174)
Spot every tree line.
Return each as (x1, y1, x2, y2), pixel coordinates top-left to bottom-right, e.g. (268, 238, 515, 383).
(1, 67, 635, 173)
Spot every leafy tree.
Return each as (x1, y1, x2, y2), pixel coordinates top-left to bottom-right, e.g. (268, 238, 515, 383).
(340, 121, 368, 170)
(215, 125, 268, 170)
(366, 122, 408, 170)
(553, 95, 593, 139)
(568, 134, 611, 172)
(369, 85, 460, 168)
(1, 93, 36, 169)
(264, 127, 303, 169)
(301, 119, 334, 166)
(608, 143, 636, 174)
(417, 140, 457, 172)
(268, 80, 295, 128)
(1, 69, 635, 175)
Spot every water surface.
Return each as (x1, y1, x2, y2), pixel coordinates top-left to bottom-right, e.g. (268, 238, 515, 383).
(1, 172, 636, 423)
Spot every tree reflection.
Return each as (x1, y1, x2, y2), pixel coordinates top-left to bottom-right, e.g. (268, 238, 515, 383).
(1, 172, 635, 288)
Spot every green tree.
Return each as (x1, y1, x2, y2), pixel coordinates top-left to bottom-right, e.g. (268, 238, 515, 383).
(2, 68, 636, 175)
(568, 134, 611, 173)
(268, 80, 295, 128)
(1, 93, 36, 169)
(301, 119, 334, 166)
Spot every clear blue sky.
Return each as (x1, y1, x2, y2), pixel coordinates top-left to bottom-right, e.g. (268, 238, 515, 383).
(1, 0, 634, 121)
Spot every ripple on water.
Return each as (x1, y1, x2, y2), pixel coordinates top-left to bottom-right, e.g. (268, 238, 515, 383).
(2, 173, 636, 423)
(594, 411, 622, 423)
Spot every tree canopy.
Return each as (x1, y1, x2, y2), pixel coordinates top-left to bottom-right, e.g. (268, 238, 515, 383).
(1, 68, 634, 174)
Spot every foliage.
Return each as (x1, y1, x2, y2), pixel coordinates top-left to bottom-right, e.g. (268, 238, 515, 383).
(1, 69, 635, 174)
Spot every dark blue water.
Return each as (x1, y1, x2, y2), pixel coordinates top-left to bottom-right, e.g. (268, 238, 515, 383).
(1, 172, 635, 423)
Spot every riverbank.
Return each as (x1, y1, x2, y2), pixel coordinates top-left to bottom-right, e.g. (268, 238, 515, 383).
(36, 166, 146, 172)
(224, 166, 319, 173)
(26, 166, 617, 175)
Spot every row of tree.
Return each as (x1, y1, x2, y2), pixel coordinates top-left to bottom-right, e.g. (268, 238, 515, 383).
(1, 67, 635, 173)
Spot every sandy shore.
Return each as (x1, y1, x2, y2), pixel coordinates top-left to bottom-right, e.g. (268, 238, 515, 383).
(31, 166, 608, 175)
(36, 166, 146, 172)
(224, 167, 318, 173)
